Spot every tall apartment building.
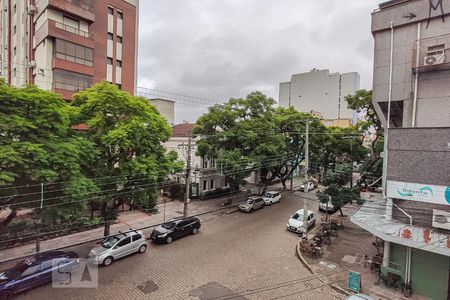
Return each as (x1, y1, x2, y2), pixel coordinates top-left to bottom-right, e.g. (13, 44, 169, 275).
(0, 0, 138, 99)
(279, 69, 360, 122)
(351, 1, 450, 299)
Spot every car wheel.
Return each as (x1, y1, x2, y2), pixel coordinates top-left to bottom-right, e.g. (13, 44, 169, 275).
(102, 256, 113, 267)
(192, 227, 199, 235)
(166, 236, 173, 244)
(0, 290, 13, 300)
(138, 245, 147, 253)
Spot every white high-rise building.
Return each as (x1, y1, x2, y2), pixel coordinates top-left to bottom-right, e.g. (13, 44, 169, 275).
(279, 69, 360, 121)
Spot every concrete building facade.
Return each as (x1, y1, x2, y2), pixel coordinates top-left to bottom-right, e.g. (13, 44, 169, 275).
(351, 1, 450, 299)
(166, 124, 227, 198)
(150, 98, 175, 126)
(279, 68, 360, 121)
(0, 0, 138, 99)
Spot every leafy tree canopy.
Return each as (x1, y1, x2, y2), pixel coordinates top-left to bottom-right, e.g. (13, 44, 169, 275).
(0, 80, 98, 225)
(72, 82, 181, 235)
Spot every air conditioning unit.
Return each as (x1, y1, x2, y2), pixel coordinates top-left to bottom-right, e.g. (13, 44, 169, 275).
(28, 60, 36, 69)
(28, 5, 37, 15)
(432, 209, 450, 230)
(424, 45, 446, 66)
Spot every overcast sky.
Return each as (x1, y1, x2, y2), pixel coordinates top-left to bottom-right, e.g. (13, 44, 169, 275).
(137, 0, 381, 123)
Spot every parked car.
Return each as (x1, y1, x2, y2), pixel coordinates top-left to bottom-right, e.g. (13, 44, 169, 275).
(319, 200, 335, 212)
(262, 191, 281, 205)
(239, 196, 265, 212)
(89, 230, 147, 266)
(298, 182, 315, 192)
(287, 209, 316, 233)
(0, 251, 79, 300)
(150, 217, 201, 244)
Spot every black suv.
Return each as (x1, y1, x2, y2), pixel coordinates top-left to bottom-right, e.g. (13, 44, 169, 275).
(0, 251, 79, 300)
(150, 217, 201, 244)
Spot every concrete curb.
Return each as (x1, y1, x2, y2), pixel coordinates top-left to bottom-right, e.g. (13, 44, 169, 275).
(295, 239, 351, 296)
(225, 208, 240, 214)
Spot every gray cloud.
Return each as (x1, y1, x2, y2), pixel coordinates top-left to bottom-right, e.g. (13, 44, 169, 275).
(137, 0, 380, 123)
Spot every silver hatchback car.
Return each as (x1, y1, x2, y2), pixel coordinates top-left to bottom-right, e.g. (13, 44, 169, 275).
(89, 230, 148, 266)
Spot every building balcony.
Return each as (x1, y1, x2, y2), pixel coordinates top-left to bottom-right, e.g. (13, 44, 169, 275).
(34, 19, 94, 49)
(36, 0, 95, 23)
(52, 57, 94, 76)
(350, 200, 450, 256)
(412, 33, 450, 73)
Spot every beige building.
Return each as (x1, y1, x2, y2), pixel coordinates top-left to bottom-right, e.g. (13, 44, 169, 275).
(165, 124, 226, 197)
(150, 98, 175, 125)
(279, 68, 360, 121)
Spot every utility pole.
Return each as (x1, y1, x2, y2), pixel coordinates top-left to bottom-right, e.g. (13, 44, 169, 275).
(302, 120, 309, 237)
(183, 134, 192, 217)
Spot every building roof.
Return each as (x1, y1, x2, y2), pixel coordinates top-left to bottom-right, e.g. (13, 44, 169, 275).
(150, 98, 175, 103)
(171, 124, 195, 137)
(378, 0, 412, 9)
(351, 200, 450, 256)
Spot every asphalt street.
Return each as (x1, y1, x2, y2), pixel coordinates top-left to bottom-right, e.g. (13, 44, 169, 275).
(15, 191, 344, 300)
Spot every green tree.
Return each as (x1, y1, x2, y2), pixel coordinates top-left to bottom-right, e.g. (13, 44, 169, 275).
(317, 164, 360, 216)
(0, 80, 98, 227)
(194, 92, 276, 191)
(72, 82, 180, 236)
(345, 90, 383, 184)
(263, 107, 327, 189)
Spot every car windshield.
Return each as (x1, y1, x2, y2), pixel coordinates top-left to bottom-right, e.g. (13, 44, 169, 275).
(246, 198, 255, 204)
(292, 213, 303, 220)
(161, 222, 176, 229)
(263, 193, 272, 198)
(101, 236, 120, 248)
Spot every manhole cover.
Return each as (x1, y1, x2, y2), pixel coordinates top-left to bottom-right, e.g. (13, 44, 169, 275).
(137, 279, 159, 294)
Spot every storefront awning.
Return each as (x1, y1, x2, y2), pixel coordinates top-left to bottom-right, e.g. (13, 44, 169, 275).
(351, 200, 450, 256)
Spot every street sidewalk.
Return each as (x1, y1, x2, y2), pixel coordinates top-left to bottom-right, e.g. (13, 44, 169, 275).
(297, 202, 428, 300)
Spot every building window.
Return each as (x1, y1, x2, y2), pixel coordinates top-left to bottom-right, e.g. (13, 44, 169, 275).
(203, 180, 207, 191)
(116, 60, 122, 67)
(117, 11, 123, 20)
(13, 47, 16, 56)
(107, 33, 113, 40)
(53, 69, 93, 92)
(13, 4, 16, 14)
(54, 39, 93, 67)
(117, 36, 123, 43)
(202, 157, 208, 169)
(107, 57, 113, 65)
(13, 26, 16, 35)
(210, 180, 214, 190)
(108, 6, 114, 15)
(13, 68, 16, 77)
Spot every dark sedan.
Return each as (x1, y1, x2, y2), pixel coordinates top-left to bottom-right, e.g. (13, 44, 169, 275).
(0, 251, 79, 300)
(150, 217, 201, 244)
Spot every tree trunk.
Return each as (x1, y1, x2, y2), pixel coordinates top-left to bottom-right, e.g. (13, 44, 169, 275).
(281, 178, 287, 189)
(339, 207, 345, 217)
(0, 209, 17, 228)
(103, 219, 110, 237)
